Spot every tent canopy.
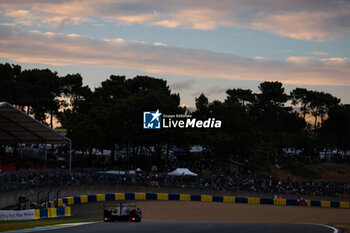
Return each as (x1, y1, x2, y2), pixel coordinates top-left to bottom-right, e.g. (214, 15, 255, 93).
(0, 102, 70, 144)
(168, 168, 197, 176)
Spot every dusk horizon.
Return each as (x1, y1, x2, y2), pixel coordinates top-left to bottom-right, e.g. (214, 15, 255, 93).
(1, 0, 349, 106)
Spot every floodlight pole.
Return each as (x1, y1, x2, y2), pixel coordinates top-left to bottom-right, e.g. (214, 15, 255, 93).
(69, 141, 72, 173)
(37, 191, 42, 208)
(44, 143, 47, 166)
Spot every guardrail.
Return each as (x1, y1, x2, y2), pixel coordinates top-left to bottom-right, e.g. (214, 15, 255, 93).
(49, 193, 350, 209)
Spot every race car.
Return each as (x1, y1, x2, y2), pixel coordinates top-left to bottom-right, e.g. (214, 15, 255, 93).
(103, 202, 142, 222)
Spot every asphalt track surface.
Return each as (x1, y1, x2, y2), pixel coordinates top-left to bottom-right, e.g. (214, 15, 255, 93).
(34, 221, 337, 233)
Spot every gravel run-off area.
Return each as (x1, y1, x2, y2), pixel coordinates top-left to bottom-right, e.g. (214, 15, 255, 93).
(72, 200, 350, 224)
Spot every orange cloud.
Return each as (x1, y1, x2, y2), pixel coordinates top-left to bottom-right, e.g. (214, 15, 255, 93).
(153, 20, 181, 28)
(116, 13, 158, 24)
(0, 25, 349, 86)
(310, 51, 329, 56)
(286, 56, 314, 64)
(1, 0, 349, 41)
(249, 11, 350, 41)
(6, 9, 35, 18)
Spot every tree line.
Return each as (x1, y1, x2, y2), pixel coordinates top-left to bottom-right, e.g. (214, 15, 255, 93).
(1, 63, 349, 172)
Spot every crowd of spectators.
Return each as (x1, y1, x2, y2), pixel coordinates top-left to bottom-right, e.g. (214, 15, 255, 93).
(1, 147, 350, 197)
(0, 150, 50, 172)
(194, 175, 350, 197)
(1, 168, 349, 197)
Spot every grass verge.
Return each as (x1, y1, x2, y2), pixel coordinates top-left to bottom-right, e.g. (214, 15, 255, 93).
(330, 223, 350, 233)
(0, 218, 99, 232)
(283, 160, 320, 179)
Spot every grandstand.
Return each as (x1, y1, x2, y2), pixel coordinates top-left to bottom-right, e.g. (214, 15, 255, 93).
(0, 149, 50, 172)
(0, 102, 72, 172)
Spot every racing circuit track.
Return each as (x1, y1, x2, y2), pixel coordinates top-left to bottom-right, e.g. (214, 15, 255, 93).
(4, 196, 347, 233)
(23, 221, 338, 233)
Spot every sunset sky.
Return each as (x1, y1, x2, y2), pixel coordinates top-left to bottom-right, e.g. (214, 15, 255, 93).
(1, 0, 350, 106)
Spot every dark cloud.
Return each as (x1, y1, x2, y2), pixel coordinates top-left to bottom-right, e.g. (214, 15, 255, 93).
(192, 86, 228, 97)
(170, 79, 195, 91)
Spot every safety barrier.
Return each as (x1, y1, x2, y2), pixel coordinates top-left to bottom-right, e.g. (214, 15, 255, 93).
(116, 193, 125, 200)
(260, 198, 273, 205)
(179, 194, 191, 201)
(321, 201, 331, 208)
(273, 198, 287, 206)
(157, 193, 169, 201)
(213, 196, 223, 202)
(34, 207, 71, 219)
(235, 197, 248, 204)
(311, 200, 321, 207)
(190, 195, 201, 201)
(201, 195, 213, 202)
(340, 202, 350, 208)
(286, 199, 299, 206)
(134, 192, 146, 200)
(50, 193, 349, 210)
(169, 194, 180, 200)
(223, 196, 235, 203)
(248, 197, 260, 205)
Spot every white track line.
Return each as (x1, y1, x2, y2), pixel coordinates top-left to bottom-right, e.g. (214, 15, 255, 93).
(1, 221, 100, 233)
(311, 223, 338, 233)
(296, 223, 338, 233)
(57, 222, 100, 226)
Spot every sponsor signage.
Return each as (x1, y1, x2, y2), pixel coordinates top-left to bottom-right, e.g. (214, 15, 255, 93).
(0, 209, 35, 221)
